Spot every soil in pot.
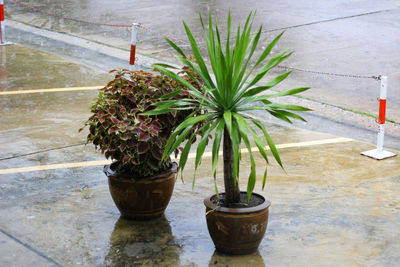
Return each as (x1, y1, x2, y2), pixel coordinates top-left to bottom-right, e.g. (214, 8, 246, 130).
(204, 192, 271, 255)
(105, 162, 177, 220)
(209, 193, 265, 208)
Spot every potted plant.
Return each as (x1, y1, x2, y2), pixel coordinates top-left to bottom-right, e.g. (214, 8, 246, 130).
(80, 68, 201, 220)
(146, 12, 310, 253)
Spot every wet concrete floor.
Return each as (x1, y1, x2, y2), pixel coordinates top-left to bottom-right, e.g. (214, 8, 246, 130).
(1, 44, 400, 266)
(5, 0, 400, 124)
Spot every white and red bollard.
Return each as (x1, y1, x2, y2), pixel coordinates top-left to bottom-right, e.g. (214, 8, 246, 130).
(0, 0, 12, 46)
(129, 22, 139, 65)
(361, 76, 396, 159)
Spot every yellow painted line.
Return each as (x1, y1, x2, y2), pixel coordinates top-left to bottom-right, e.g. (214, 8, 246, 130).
(0, 160, 112, 175)
(0, 137, 352, 175)
(274, 137, 352, 149)
(0, 86, 102, 95)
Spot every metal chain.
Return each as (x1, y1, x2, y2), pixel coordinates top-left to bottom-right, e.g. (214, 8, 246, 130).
(261, 9, 392, 35)
(276, 65, 381, 80)
(10, 0, 383, 80)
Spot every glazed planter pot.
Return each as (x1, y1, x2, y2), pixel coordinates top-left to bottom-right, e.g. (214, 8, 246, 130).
(104, 162, 177, 220)
(204, 192, 271, 255)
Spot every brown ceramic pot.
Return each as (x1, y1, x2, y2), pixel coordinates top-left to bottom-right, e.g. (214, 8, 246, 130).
(204, 192, 271, 255)
(104, 162, 177, 220)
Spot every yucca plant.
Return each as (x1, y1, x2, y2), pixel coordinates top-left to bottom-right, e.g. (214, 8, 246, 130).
(145, 11, 310, 204)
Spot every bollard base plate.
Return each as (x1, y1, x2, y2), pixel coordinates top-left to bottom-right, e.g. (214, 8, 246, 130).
(361, 149, 396, 160)
(0, 42, 13, 46)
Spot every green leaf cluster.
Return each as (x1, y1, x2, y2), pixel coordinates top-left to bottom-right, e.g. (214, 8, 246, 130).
(81, 69, 202, 177)
(149, 11, 310, 201)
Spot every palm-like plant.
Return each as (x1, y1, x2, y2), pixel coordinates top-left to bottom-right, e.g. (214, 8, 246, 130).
(145, 12, 310, 204)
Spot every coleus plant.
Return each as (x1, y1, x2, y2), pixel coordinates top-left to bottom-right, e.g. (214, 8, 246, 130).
(81, 68, 202, 177)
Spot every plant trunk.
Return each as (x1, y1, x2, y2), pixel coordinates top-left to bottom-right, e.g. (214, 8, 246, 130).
(223, 126, 241, 203)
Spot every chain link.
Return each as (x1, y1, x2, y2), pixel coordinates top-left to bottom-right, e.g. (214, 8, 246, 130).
(276, 65, 381, 80)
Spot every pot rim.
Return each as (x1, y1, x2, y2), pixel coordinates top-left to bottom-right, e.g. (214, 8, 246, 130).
(204, 192, 271, 214)
(104, 161, 178, 182)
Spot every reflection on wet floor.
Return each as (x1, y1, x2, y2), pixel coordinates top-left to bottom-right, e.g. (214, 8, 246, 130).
(208, 251, 265, 267)
(0, 44, 110, 91)
(0, 47, 7, 88)
(105, 216, 181, 266)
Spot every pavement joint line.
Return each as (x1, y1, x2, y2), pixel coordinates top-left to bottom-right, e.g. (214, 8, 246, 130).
(0, 86, 103, 95)
(0, 229, 63, 267)
(0, 142, 87, 161)
(0, 137, 353, 175)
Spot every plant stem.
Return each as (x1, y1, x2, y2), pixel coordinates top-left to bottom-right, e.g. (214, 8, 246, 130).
(223, 127, 241, 203)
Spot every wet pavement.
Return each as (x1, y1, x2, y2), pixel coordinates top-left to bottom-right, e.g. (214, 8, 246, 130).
(2, 0, 400, 156)
(0, 44, 111, 157)
(1, 44, 400, 266)
(4, 0, 400, 125)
